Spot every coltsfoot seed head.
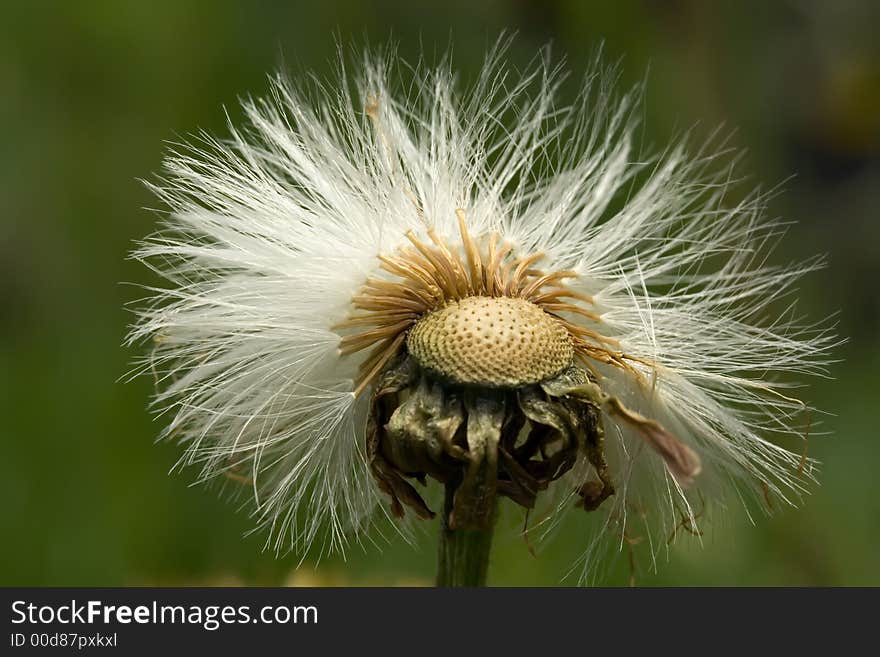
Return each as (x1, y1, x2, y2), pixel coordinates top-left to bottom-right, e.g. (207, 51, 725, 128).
(129, 38, 837, 581)
(407, 296, 573, 388)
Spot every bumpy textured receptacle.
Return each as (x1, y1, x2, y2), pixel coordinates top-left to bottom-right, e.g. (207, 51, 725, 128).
(366, 298, 615, 530)
(407, 296, 574, 388)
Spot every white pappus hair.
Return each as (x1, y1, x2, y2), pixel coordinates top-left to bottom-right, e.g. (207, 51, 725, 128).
(126, 39, 837, 580)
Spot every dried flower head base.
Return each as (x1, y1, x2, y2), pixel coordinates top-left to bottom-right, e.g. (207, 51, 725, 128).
(336, 214, 701, 530)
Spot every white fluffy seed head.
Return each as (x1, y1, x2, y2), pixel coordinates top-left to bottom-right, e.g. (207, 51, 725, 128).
(127, 38, 837, 580)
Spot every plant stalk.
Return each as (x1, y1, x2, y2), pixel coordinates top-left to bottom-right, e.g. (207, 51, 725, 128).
(436, 484, 496, 587)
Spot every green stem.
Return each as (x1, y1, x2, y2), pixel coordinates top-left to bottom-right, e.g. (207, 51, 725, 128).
(436, 485, 496, 587)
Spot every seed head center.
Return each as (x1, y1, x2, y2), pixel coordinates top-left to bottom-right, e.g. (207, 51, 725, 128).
(407, 296, 573, 388)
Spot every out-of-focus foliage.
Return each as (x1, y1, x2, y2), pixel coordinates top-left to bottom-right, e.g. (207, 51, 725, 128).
(1, 0, 877, 586)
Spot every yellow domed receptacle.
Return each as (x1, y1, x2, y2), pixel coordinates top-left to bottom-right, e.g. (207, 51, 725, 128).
(406, 296, 573, 388)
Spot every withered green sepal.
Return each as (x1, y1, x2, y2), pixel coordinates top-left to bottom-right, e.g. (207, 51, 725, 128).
(366, 358, 615, 530)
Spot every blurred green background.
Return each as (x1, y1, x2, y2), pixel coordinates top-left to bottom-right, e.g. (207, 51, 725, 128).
(2, 0, 878, 586)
